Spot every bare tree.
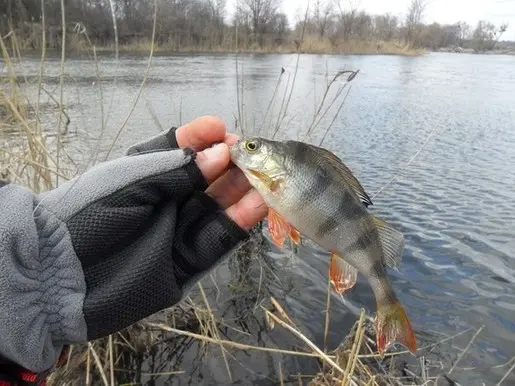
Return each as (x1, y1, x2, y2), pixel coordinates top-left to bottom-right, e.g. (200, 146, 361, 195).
(236, 0, 282, 45)
(405, 0, 428, 46)
(335, 0, 361, 40)
(374, 13, 399, 41)
(456, 21, 470, 46)
(2, 0, 512, 54)
(472, 20, 508, 52)
(312, 0, 333, 38)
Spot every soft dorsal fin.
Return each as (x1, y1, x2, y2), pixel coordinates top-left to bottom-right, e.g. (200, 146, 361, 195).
(371, 215, 405, 268)
(304, 143, 373, 207)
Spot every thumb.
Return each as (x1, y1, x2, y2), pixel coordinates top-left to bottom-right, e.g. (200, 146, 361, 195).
(194, 143, 231, 185)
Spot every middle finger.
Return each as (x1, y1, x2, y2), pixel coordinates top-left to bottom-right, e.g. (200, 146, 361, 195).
(206, 167, 251, 209)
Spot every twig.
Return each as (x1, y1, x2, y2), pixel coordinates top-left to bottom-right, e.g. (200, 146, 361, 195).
(497, 360, 515, 386)
(56, 0, 67, 184)
(104, 0, 158, 159)
(86, 347, 91, 385)
(319, 84, 353, 147)
(262, 307, 356, 384)
(448, 325, 484, 375)
(359, 326, 474, 358)
(197, 282, 233, 382)
(323, 274, 332, 352)
(87, 343, 109, 386)
(342, 310, 366, 386)
(108, 335, 114, 386)
(272, 0, 311, 139)
(146, 323, 330, 359)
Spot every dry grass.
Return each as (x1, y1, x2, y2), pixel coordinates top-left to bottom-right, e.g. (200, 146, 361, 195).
(8, 20, 425, 57)
(298, 36, 425, 56)
(0, 32, 75, 192)
(1, 5, 512, 386)
(79, 36, 426, 56)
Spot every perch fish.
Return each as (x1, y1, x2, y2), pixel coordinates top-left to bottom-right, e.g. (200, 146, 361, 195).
(229, 137, 417, 356)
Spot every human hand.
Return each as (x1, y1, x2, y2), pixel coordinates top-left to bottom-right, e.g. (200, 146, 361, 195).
(31, 115, 271, 353)
(171, 116, 268, 230)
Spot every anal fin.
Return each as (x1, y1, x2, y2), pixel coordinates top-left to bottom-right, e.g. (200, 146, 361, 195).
(268, 208, 301, 248)
(329, 252, 358, 294)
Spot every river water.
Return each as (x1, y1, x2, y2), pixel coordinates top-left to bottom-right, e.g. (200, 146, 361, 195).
(3, 52, 515, 385)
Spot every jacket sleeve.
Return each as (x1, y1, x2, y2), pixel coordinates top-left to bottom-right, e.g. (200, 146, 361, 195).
(0, 145, 249, 384)
(0, 126, 249, 384)
(0, 129, 184, 378)
(0, 180, 81, 384)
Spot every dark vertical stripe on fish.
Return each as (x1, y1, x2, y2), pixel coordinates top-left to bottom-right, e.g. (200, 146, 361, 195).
(299, 165, 331, 206)
(371, 260, 387, 279)
(341, 230, 375, 257)
(315, 189, 365, 238)
(293, 141, 312, 165)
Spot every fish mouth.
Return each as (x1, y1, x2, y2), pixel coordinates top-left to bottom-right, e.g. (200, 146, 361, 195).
(228, 140, 243, 158)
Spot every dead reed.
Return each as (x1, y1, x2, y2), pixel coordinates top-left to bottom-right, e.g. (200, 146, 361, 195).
(1, 3, 511, 386)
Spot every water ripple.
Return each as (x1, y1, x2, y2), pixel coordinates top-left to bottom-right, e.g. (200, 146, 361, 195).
(12, 51, 515, 385)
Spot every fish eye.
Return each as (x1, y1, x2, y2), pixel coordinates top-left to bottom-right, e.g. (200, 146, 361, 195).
(245, 140, 259, 152)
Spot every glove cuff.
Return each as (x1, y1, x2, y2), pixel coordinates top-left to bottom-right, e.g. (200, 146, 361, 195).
(173, 191, 249, 288)
(165, 126, 179, 148)
(181, 149, 209, 192)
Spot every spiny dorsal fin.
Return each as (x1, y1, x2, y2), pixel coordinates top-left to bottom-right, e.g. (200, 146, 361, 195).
(302, 142, 373, 208)
(372, 215, 405, 269)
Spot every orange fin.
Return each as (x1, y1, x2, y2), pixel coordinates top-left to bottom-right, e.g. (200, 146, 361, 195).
(329, 253, 358, 294)
(375, 301, 417, 357)
(267, 208, 300, 248)
(289, 228, 301, 245)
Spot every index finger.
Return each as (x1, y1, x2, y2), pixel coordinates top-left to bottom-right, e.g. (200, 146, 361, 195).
(175, 116, 227, 151)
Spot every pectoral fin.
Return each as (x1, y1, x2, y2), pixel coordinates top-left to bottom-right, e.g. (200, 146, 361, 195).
(329, 252, 358, 294)
(268, 208, 301, 248)
(372, 216, 405, 269)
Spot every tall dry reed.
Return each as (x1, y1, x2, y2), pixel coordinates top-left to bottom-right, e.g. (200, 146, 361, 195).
(1, 3, 507, 386)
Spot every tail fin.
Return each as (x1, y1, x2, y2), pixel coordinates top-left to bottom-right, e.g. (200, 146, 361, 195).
(375, 301, 417, 357)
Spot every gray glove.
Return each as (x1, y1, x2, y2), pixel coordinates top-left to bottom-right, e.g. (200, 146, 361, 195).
(0, 127, 249, 374)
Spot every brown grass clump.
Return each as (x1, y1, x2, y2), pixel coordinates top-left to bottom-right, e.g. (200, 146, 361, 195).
(8, 20, 425, 57)
(77, 36, 426, 56)
(0, 33, 69, 193)
(298, 35, 425, 56)
(3, 6, 512, 386)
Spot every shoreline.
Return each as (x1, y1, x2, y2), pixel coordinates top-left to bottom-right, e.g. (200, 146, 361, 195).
(11, 46, 515, 59)
(12, 39, 427, 58)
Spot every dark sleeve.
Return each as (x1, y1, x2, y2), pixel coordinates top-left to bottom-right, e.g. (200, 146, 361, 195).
(0, 347, 67, 386)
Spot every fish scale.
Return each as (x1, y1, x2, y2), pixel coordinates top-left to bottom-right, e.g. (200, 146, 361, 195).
(230, 136, 418, 357)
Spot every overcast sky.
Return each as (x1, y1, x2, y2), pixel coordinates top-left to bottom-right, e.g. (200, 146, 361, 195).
(226, 0, 515, 40)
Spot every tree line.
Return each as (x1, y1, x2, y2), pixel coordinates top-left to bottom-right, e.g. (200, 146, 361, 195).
(0, 0, 510, 53)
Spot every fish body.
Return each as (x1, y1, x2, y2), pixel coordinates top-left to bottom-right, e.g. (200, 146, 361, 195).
(230, 137, 417, 356)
